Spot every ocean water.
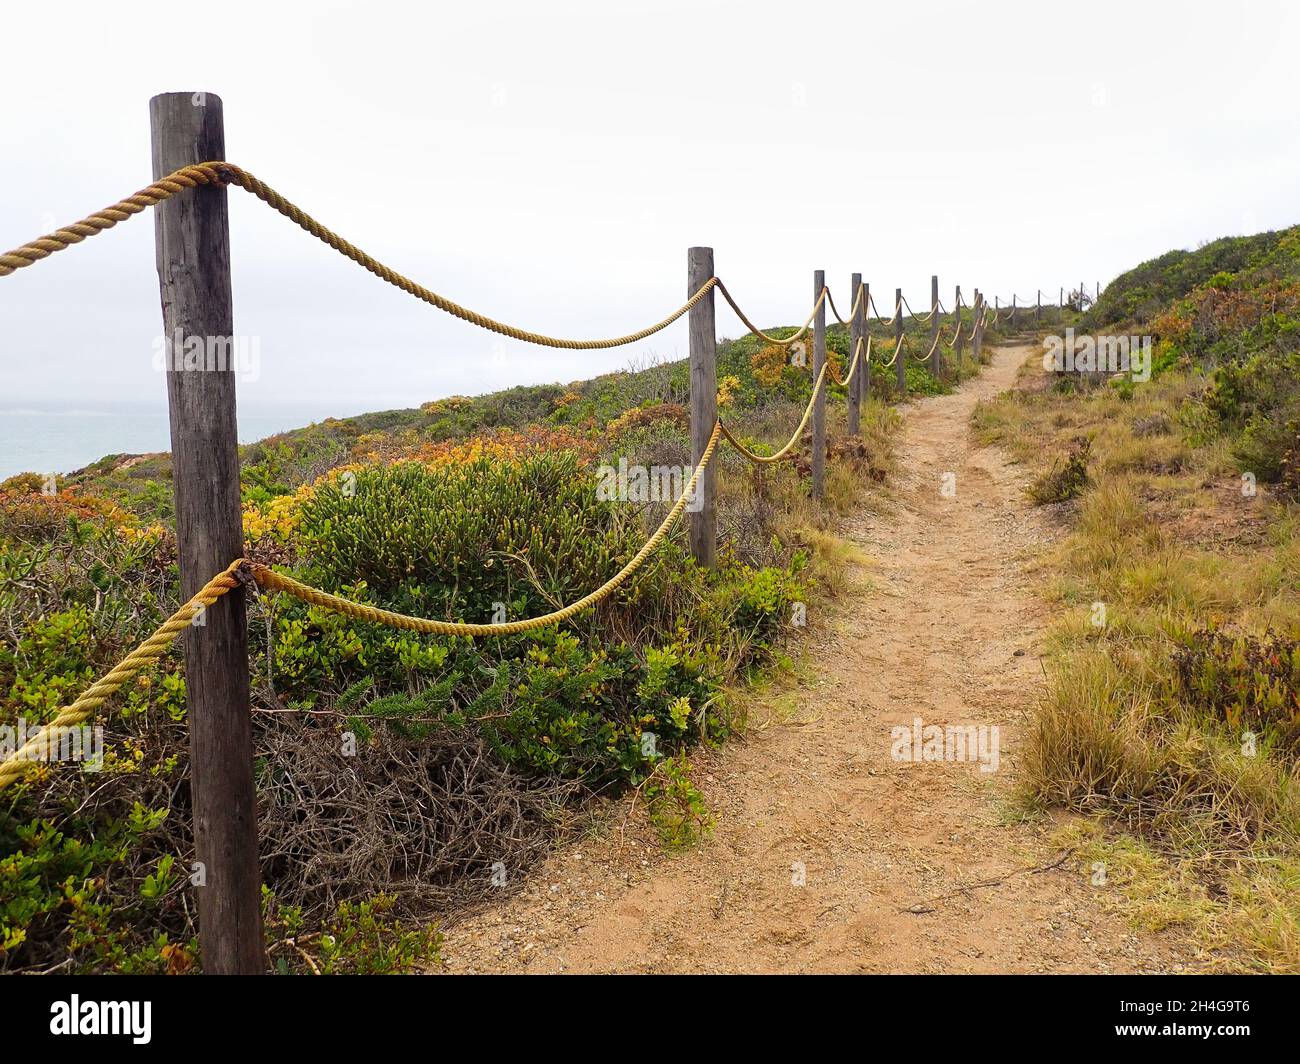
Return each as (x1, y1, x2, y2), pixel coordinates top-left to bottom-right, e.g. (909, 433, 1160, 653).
(0, 401, 348, 481)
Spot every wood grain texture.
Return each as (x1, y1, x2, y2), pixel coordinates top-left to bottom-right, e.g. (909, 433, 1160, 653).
(895, 287, 905, 397)
(846, 273, 862, 436)
(954, 285, 964, 373)
(861, 282, 871, 407)
(688, 247, 716, 567)
(811, 269, 826, 499)
(930, 275, 942, 379)
(150, 91, 264, 974)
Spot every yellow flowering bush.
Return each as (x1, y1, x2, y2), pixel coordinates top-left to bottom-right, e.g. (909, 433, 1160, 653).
(420, 395, 472, 416)
(717, 375, 741, 409)
(605, 403, 688, 440)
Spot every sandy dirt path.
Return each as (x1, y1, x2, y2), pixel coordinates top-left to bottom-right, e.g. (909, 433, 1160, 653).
(439, 343, 1196, 974)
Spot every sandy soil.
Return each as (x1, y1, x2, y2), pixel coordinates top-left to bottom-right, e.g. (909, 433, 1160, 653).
(437, 343, 1199, 974)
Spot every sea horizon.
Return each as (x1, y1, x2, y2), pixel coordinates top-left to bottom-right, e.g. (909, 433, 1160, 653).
(0, 398, 385, 481)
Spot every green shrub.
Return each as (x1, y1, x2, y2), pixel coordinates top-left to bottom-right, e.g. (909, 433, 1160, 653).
(297, 452, 640, 623)
(477, 630, 715, 783)
(645, 753, 713, 848)
(1087, 226, 1300, 328)
(0, 804, 180, 973)
(265, 891, 442, 975)
(1, 607, 96, 720)
(729, 564, 805, 636)
(1172, 629, 1300, 757)
(1201, 350, 1300, 481)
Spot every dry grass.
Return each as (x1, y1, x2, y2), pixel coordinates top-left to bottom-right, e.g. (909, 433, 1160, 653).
(980, 351, 1300, 972)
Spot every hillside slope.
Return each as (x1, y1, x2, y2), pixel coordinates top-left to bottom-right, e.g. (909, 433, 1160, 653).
(1090, 224, 1300, 327)
(977, 223, 1300, 972)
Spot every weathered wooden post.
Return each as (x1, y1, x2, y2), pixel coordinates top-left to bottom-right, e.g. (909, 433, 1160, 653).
(930, 274, 942, 379)
(812, 269, 827, 500)
(972, 289, 983, 363)
(1011, 294, 1018, 330)
(846, 272, 862, 436)
(1036, 289, 1041, 327)
(953, 284, 964, 374)
(894, 286, 905, 398)
(860, 281, 871, 407)
(688, 246, 717, 568)
(1059, 285, 1064, 322)
(149, 92, 263, 974)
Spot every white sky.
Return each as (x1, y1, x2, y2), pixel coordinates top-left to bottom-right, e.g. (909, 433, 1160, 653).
(2, 0, 1298, 418)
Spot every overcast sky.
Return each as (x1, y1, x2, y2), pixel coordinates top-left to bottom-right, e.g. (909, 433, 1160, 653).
(3, 0, 1298, 420)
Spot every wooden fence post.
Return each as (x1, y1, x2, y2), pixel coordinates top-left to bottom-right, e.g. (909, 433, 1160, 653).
(1011, 294, 1018, 330)
(930, 274, 942, 379)
(953, 284, 964, 374)
(149, 92, 263, 974)
(861, 281, 871, 407)
(1036, 289, 1041, 327)
(812, 269, 827, 500)
(894, 286, 905, 398)
(1059, 285, 1064, 322)
(846, 272, 862, 436)
(973, 289, 983, 363)
(688, 247, 717, 568)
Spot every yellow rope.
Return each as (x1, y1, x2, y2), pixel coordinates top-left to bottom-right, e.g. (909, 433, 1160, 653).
(825, 284, 864, 327)
(0, 162, 717, 351)
(0, 164, 226, 276)
(718, 364, 828, 464)
(264, 375, 830, 670)
(7, 365, 859, 793)
(879, 333, 904, 368)
(0, 256, 898, 794)
(0, 562, 244, 790)
(716, 281, 827, 347)
(900, 294, 935, 324)
(0, 425, 727, 791)
(252, 420, 720, 637)
(913, 326, 944, 364)
(868, 291, 902, 326)
(0, 159, 1020, 796)
(0, 158, 1011, 767)
(826, 335, 867, 387)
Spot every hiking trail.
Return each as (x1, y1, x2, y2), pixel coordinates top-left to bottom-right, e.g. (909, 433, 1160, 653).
(439, 343, 1197, 974)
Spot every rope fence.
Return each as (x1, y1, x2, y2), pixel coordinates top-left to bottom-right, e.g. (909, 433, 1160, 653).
(0, 92, 1069, 971)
